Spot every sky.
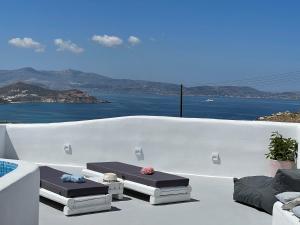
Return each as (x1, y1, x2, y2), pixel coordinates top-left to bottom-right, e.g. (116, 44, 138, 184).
(1, 0, 300, 89)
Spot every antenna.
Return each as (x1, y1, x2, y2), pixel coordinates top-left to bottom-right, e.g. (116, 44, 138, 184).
(180, 84, 183, 117)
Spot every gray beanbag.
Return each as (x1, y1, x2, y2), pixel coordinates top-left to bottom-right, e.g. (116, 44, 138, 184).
(233, 169, 300, 215)
(233, 176, 279, 214)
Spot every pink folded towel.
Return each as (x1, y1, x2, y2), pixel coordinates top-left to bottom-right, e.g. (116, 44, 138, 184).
(141, 167, 154, 175)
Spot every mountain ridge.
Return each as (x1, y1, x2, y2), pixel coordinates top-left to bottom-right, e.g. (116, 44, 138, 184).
(0, 67, 300, 99)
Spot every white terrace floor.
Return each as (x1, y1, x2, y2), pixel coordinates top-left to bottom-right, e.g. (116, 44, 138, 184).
(39, 175, 271, 225)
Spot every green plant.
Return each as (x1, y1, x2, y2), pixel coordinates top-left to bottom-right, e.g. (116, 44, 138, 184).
(265, 131, 298, 161)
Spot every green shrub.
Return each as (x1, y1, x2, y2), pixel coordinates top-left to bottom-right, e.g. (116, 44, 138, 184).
(265, 131, 298, 161)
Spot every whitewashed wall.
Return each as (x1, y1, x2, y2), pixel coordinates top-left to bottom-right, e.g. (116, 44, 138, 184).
(5, 116, 300, 177)
(0, 125, 7, 157)
(0, 159, 39, 225)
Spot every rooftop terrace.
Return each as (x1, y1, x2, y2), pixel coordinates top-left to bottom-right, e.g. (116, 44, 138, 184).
(39, 175, 271, 225)
(0, 116, 298, 225)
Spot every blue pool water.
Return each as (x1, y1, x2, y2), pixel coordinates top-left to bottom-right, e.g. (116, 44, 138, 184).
(0, 94, 299, 123)
(0, 161, 18, 177)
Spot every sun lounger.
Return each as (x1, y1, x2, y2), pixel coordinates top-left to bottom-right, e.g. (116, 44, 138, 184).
(40, 166, 112, 216)
(82, 162, 192, 205)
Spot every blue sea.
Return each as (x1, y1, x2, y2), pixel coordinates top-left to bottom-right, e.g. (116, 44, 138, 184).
(1, 93, 300, 123)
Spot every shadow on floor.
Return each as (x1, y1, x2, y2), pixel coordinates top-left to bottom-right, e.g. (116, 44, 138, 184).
(124, 189, 150, 202)
(113, 196, 132, 202)
(155, 198, 200, 206)
(40, 197, 64, 211)
(234, 200, 269, 214)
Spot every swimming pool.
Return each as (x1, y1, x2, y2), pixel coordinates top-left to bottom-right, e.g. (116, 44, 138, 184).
(0, 161, 18, 177)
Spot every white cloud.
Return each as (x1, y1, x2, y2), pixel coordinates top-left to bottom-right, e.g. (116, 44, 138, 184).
(8, 37, 45, 52)
(54, 38, 84, 53)
(128, 36, 141, 46)
(92, 35, 123, 47)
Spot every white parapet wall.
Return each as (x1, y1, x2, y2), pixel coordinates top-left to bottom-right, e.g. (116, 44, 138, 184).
(4, 116, 300, 178)
(0, 158, 39, 225)
(0, 125, 7, 158)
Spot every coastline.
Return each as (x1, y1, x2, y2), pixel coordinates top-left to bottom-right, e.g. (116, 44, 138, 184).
(0, 95, 299, 123)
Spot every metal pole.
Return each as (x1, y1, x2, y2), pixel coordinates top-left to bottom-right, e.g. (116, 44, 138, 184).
(180, 84, 183, 117)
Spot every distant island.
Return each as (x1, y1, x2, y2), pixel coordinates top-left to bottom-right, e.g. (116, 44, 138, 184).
(0, 67, 300, 100)
(0, 82, 108, 104)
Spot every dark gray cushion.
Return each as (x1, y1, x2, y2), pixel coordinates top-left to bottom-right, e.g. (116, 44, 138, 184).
(87, 162, 189, 188)
(40, 166, 108, 198)
(274, 169, 300, 192)
(233, 176, 279, 214)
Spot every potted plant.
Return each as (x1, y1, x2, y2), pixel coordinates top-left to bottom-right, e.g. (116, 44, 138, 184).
(265, 131, 298, 176)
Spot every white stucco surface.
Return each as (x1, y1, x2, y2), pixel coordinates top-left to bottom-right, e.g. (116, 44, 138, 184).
(0, 125, 7, 157)
(0, 158, 40, 225)
(272, 202, 299, 225)
(5, 116, 300, 177)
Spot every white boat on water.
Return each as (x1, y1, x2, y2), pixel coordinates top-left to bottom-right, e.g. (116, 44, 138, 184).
(205, 99, 214, 102)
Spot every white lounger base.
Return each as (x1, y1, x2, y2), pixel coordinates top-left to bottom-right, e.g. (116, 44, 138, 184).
(82, 169, 192, 205)
(150, 193, 191, 205)
(40, 188, 112, 216)
(272, 202, 300, 225)
(63, 204, 111, 216)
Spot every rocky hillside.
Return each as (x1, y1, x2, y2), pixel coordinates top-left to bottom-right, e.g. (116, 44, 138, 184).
(258, 111, 300, 123)
(0, 82, 106, 104)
